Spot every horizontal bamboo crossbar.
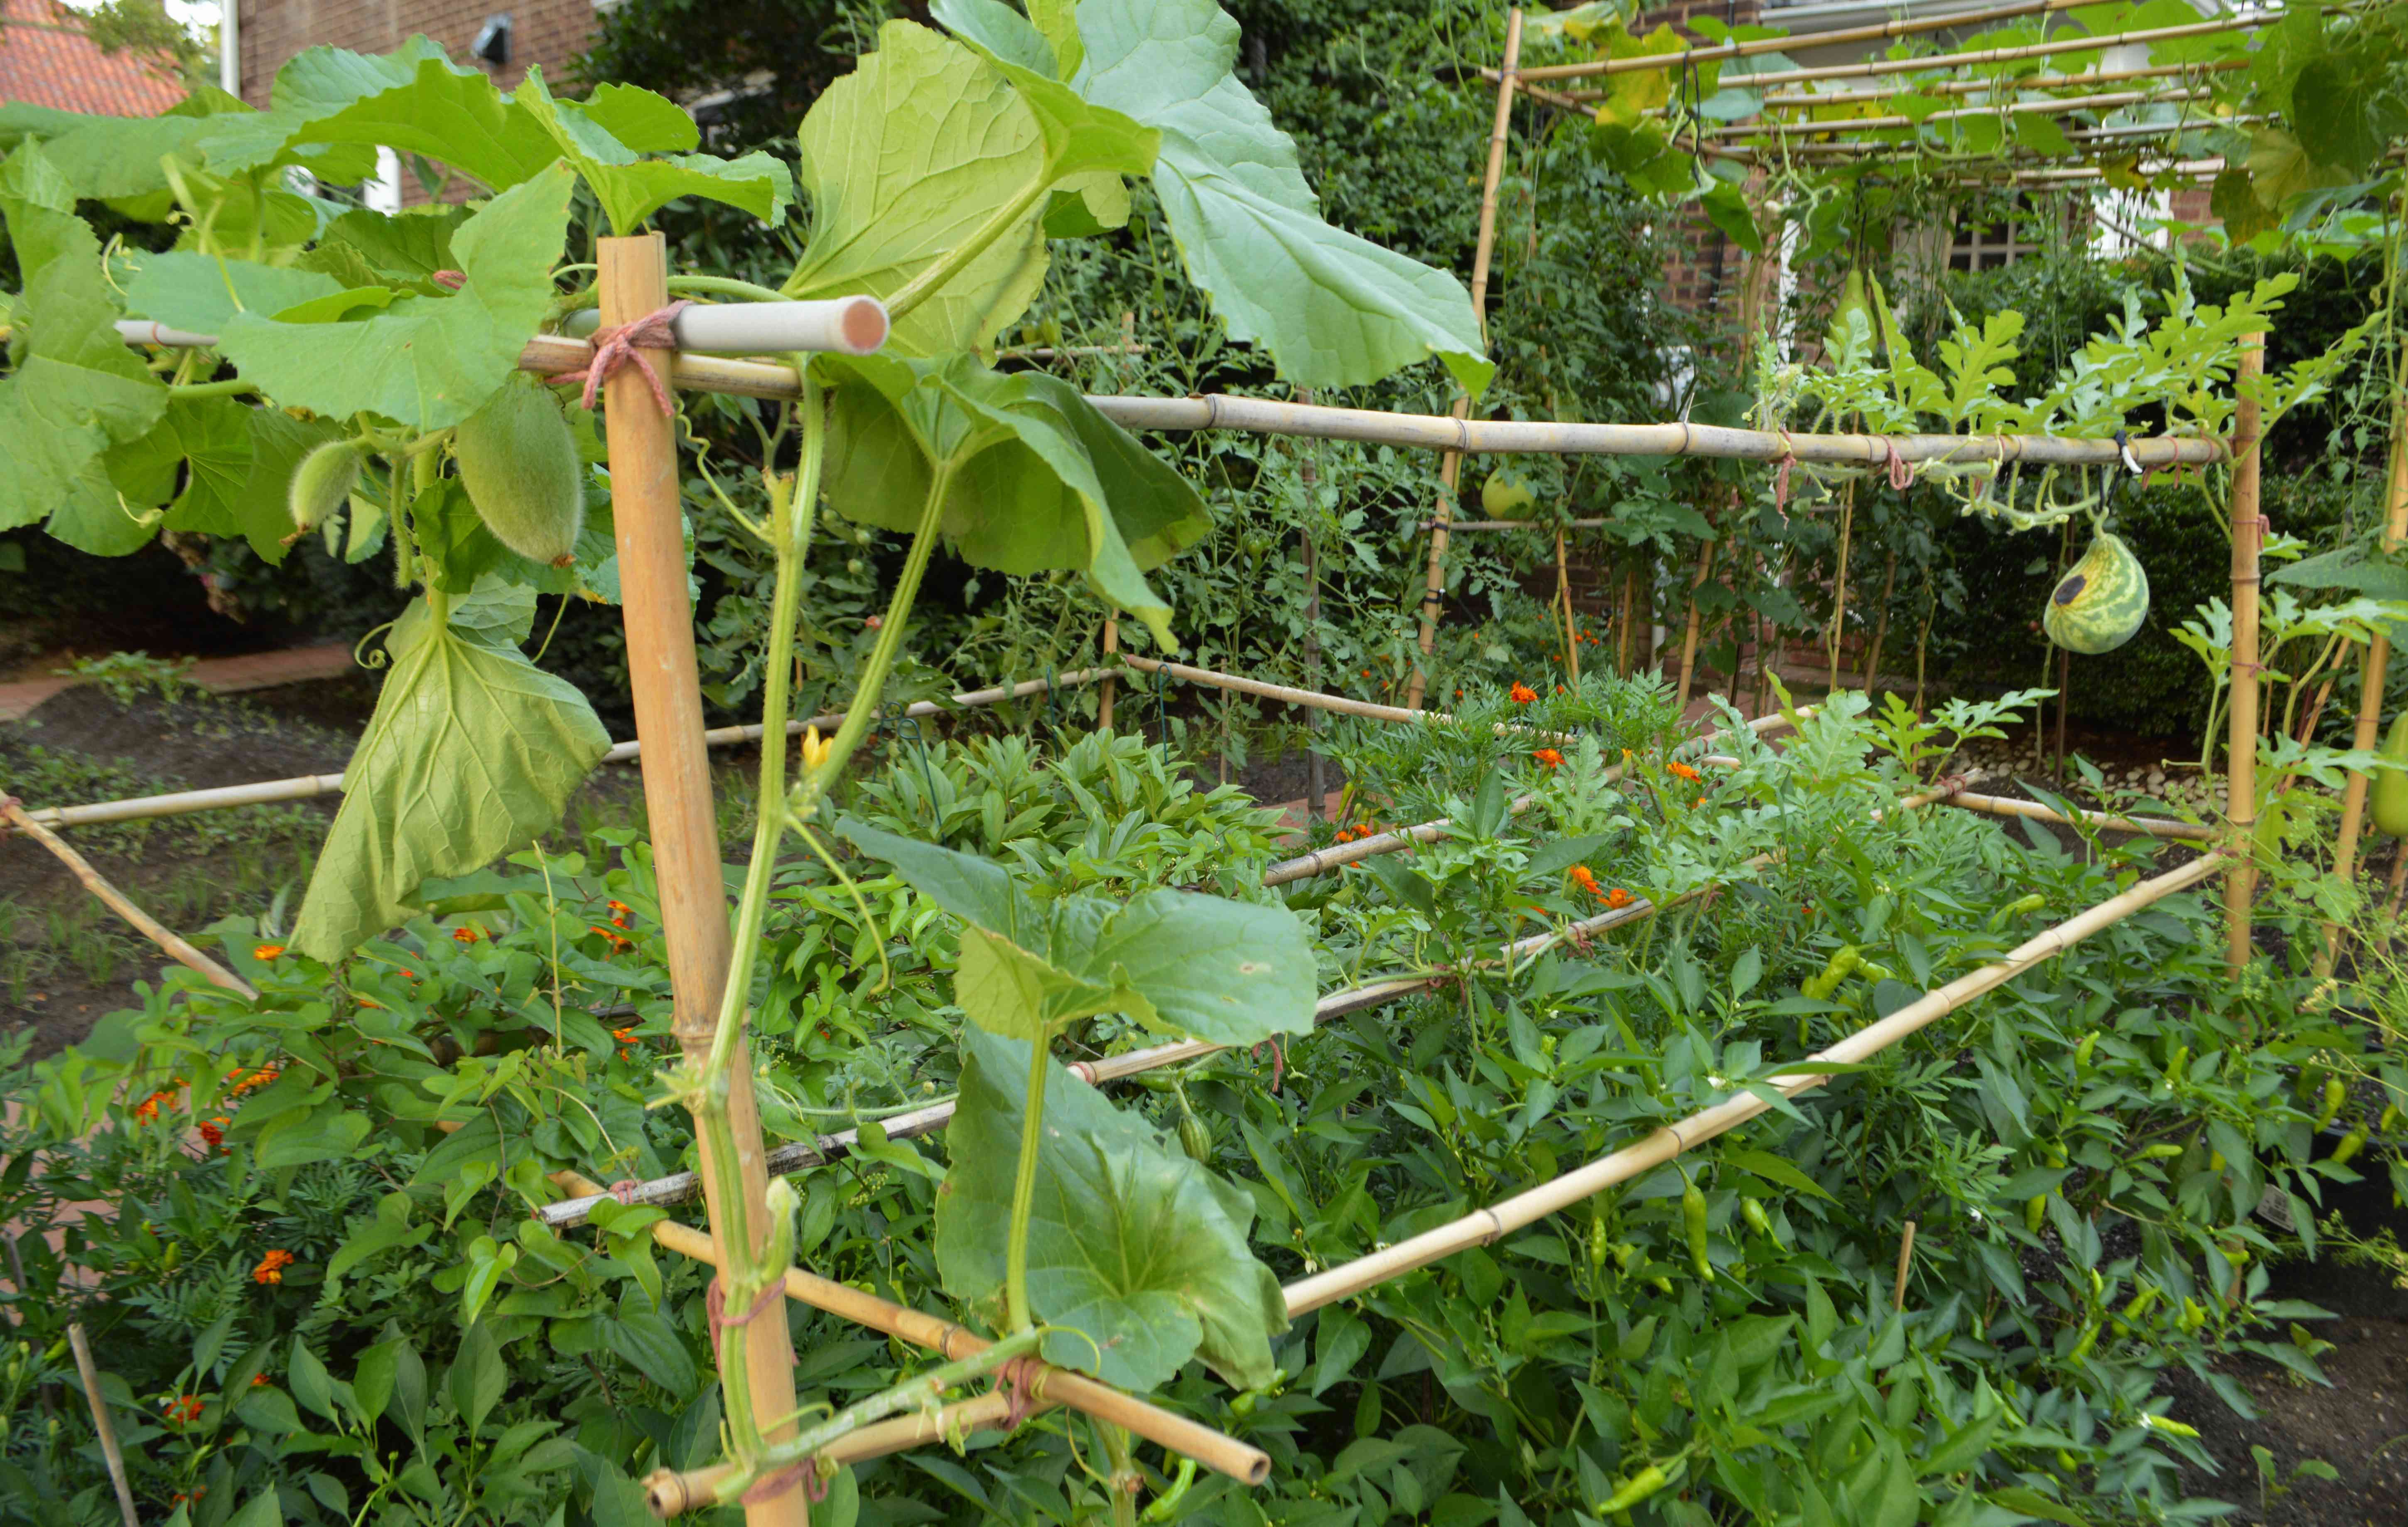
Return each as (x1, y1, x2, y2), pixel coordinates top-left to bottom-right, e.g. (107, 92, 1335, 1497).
(1747, 55, 2245, 108)
(1280, 847, 2233, 1314)
(1526, 9, 2267, 94)
(16, 669, 1113, 831)
(1694, 86, 2214, 139)
(1514, 0, 2095, 81)
(644, 1394, 1022, 1515)
(1942, 788, 2219, 841)
(0, 800, 255, 996)
(548, 1170, 1271, 1488)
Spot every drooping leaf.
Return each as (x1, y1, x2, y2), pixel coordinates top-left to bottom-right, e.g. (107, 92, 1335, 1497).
(291, 578, 610, 960)
(514, 66, 792, 235)
(206, 40, 554, 191)
(0, 144, 169, 553)
(1072, 0, 1491, 394)
(930, 0, 1159, 184)
(215, 164, 575, 431)
(838, 820, 1315, 1049)
(820, 352, 1210, 646)
(196, 38, 449, 182)
(786, 20, 1053, 354)
(935, 1026, 1287, 1390)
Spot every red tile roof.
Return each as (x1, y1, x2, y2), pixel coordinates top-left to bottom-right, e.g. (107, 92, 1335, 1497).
(0, 0, 187, 117)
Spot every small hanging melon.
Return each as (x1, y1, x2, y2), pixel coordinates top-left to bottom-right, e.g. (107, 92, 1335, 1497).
(1482, 470, 1539, 520)
(2042, 532, 2151, 655)
(2373, 711, 2408, 839)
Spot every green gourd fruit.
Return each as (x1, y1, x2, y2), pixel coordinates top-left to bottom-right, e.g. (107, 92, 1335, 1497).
(2042, 532, 2150, 654)
(288, 442, 363, 533)
(1481, 471, 1537, 520)
(2373, 712, 2408, 838)
(454, 376, 584, 566)
(1825, 267, 1872, 356)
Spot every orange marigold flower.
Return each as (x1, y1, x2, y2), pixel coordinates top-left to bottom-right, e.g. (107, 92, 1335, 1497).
(1532, 748, 1564, 769)
(1603, 887, 1635, 910)
(1667, 760, 1701, 782)
(1568, 864, 1599, 890)
(1555, 685, 1566, 695)
(252, 943, 285, 961)
(132, 1090, 174, 1123)
(251, 1374, 269, 1388)
(864, 614, 882, 630)
(227, 1066, 280, 1097)
(591, 926, 633, 951)
(1695, 795, 1707, 808)
(451, 926, 481, 945)
(1510, 682, 1538, 705)
(251, 1249, 295, 1286)
(608, 900, 632, 915)
(162, 1395, 203, 1426)
(198, 1117, 228, 1150)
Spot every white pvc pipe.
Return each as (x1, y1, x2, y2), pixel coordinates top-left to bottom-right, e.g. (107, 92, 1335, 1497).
(118, 297, 891, 359)
(561, 298, 889, 356)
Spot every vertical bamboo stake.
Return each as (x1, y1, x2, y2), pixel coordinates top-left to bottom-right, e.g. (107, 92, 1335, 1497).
(2055, 647, 2073, 783)
(1863, 546, 1898, 692)
(1300, 389, 1326, 818)
(1673, 536, 1716, 711)
(2224, 335, 2265, 975)
(1892, 1222, 1917, 1313)
(2325, 414, 2408, 960)
(1098, 616, 1119, 730)
(1407, 7, 1521, 711)
(1554, 523, 1580, 685)
(1826, 481, 1855, 694)
(66, 1324, 137, 1527)
(597, 234, 808, 1527)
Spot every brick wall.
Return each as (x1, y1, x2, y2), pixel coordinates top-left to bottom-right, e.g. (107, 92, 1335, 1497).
(235, 0, 600, 112)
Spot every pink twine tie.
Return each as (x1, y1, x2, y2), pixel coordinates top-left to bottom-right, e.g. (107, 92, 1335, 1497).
(551, 299, 692, 414)
(1883, 438, 1915, 491)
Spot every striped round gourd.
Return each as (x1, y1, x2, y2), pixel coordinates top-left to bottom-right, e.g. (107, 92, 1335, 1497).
(2042, 532, 2150, 655)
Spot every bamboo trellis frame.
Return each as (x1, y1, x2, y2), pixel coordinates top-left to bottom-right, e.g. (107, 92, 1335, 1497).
(1691, 86, 2216, 140)
(1516, 0, 2102, 82)
(9, 668, 1115, 832)
(1742, 56, 2248, 109)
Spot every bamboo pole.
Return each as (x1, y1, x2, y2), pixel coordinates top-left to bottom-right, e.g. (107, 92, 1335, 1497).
(2326, 414, 2408, 952)
(549, 1169, 1271, 1490)
(646, 1394, 1024, 1516)
(1426, 517, 1617, 531)
(1940, 789, 2219, 842)
(1282, 847, 2233, 1315)
(1556, 525, 1581, 685)
(1893, 1221, 1917, 1312)
(1097, 619, 1119, 731)
(596, 235, 807, 1527)
(1120, 654, 1584, 746)
(1673, 538, 1716, 712)
(16, 669, 1116, 832)
(1300, 390, 1327, 817)
(1744, 56, 2246, 108)
(2225, 336, 2265, 974)
(1519, 0, 2091, 81)
(1524, 8, 2268, 90)
(1, 800, 255, 996)
(1863, 547, 1899, 694)
(66, 1323, 138, 1527)
(1694, 86, 2212, 139)
(1409, 6, 1522, 711)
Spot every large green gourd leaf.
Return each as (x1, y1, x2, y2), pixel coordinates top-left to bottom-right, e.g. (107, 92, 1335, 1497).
(292, 581, 610, 960)
(123, 251, 345, 334)
(200, 39, 541, 189)
(156, 399, 344, 563)
(837, 820, 1315, 1050)
(820, 352, 1208, 646)
(214, 164, 574, 431)
(936, 1027, 1287, 1390)
(0, 145, 169, 553)
(513, 67, 793, 235)
(785, 21, 1054, 354)
(1069, 0, 1491, 395)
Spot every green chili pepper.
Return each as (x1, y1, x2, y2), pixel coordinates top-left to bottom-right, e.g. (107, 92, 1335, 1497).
(2137, 1143, 2185, 1161)
(2332, 1129, 2366, 1165)
(1598, 1464, 1673, 1514)
(1990, 892, 2048, 930)
(2315, 1078, 2346, 1131)
(1589, 1217, 1610, 1270)
(2074, 1033, 2098, 1068)
(2026, 1195, 2048, 1234)
(1140, 1459, 1197, 1523)
(2379, 1104, 2400, 1134)
(1683, 1178, 1713, 1282)
(2121, 1286, 2159, 1323)
(2140, 1415, 2199, 1440)
(2067, 1323, 2099, 1364)
(1741, 1198, 1774, 1240)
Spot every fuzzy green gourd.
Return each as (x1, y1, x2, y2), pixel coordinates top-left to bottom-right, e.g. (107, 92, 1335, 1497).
(454, 376, 584, 566)
(288, 442, 363, 534)
(2042, 532, 2151, 654)
(2374, 712, 2408, 839)
(1481, 471, 1537, 520)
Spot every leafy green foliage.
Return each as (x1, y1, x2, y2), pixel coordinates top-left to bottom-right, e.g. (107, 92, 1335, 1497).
(938, 1026, 1288, 1389)
(291, 583, 610, 959)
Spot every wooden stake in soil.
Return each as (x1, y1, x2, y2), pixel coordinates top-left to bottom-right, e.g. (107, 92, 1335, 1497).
(1893, 1221, 1917, 1313)
(1407, 6, 1520, 711)
(1674, 535, 1716, 711)
(1555, 524, 1581, 685)
(2224, 336, 2265, 975)
(2, 799, 254, 997)
(66, 1323, 138, 1527)
(1300, 389, 1326, 818)
(595, 234, 808, 1527)
(2324, 411, 2408, 967)
(1098, 616, 1119, 731)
